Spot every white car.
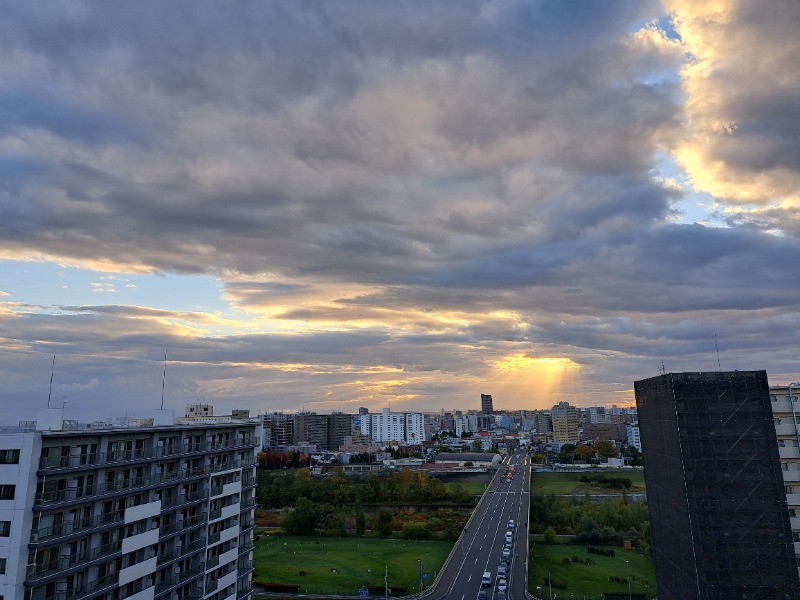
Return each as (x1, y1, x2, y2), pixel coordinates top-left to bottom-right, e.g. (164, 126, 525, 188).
(498, 579, 507, 592)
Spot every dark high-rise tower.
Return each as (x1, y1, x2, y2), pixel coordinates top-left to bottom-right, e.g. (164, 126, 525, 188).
(481, 393, 494, 414)
(635, 371, 799, 599)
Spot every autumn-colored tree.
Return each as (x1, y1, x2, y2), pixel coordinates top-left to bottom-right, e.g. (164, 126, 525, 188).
(574, 444, 595, 462)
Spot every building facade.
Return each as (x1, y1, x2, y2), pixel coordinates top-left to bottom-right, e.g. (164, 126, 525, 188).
(770, 382, 800, 575)
(550, 402, 578, 444)
(480, 394, 493, 415)
(360, 409, 425, 445)
(635, 371, 799, 599)
(0, 409, 258, 600)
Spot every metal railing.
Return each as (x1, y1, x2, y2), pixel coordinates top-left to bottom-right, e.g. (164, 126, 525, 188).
(38, 438, 259, 472)
(31, 510, 124, 543)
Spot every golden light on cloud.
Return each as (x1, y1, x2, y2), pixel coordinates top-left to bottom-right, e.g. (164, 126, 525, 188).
(493, 354, 581, 371)
(488, 354, 583, 411)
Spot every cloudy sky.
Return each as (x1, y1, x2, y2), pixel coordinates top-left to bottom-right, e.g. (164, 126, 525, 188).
(2, 0, 800, 421)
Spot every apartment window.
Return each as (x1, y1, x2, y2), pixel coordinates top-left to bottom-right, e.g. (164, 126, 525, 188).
(0, 521, 10, 536)
(0, 557, 5, 574)
(0, 485, 13, 500)
(0, 449, 19, 464)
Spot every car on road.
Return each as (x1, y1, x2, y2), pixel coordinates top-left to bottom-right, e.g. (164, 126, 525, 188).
(481, 572, 492, 587)
(502, 547, 511, 561)
(477, 591, 487, 600)
(496, 565, 507, 580)
(497, 591, 506, 600)
(498, 579, 507, 592)
(507, 520, 515, 529)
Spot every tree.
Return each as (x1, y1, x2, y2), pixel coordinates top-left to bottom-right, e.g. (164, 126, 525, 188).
(595, 440, 618, 459)
(574, 444, 595, 462)
(543, 526, 559, 544)
(282, 496, 318, 535)
(376, 508, 394, 537)
(471, 439, 484, 452)
(557, 444, 576, 463)
(354, 500, 366, 536)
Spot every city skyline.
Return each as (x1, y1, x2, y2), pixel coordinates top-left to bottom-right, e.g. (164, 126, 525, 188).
(2, 1, 800, 421)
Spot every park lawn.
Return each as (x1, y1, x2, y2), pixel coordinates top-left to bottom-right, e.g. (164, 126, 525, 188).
(529, 543, 656, 598)
(531, 470, 646, 494)
(253, 534, 452, 595)
(446, 482, 486, 495)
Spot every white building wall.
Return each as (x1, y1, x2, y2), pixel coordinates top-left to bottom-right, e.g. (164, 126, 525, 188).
(0, 431, 40, 600)
(361, 409, 425, 445)
(626, 423, 641, 452)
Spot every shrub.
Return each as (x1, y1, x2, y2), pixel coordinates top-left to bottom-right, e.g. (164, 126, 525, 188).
(543, 526, 559, 544)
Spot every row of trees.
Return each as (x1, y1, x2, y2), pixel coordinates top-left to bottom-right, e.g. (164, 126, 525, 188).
(531, 493, 650, 551)
(281, 497, 469, 540)
(555, 442, 642, 466)
(257, 467, 476, 508)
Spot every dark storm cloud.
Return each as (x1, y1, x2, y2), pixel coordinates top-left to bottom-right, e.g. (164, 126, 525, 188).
(1, 0, 799, 415)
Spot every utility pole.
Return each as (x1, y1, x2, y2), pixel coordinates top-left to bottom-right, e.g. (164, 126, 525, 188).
(385, 565, 388, 600)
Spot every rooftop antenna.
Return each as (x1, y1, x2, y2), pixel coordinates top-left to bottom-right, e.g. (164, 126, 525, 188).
(47, 355, 56, 408)
(714, 331, 722, 371)
(160, 351, 167, 410)
(659, 362, 666, 375)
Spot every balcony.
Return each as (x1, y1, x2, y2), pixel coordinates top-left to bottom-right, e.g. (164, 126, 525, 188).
(776, 424, 800, 437)
(25, 542, 123, 587)
(155, 563, 205, 595)
(780, 446, 800, 460)
(161, 490, 208, 511)
(31, 510, 124, 544)
(157, 538, 205, 566)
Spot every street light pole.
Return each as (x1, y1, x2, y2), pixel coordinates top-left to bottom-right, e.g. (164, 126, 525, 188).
(626, 560, 631, 600)
(418, 560, 423, 598)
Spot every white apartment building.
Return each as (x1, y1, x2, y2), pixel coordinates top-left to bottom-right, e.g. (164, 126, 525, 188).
(0, 408, 258, 600)
(626, 422, 641, 453)
(588, 406, 610, 424)
(771, 383, 800, 573)
(360, 409, 425, 445)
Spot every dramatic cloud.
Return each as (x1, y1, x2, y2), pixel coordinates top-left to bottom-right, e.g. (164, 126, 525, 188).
(1, 1, 799, 420)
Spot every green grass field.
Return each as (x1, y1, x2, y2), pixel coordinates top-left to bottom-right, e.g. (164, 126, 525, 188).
(531, 470, 646, 494)
(445, 481, 487, 495)
(253, 534, 452, 595)
(529, 543, 656, 598)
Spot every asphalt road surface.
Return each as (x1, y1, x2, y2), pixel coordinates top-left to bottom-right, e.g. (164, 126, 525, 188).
(424, 450, 531, 600)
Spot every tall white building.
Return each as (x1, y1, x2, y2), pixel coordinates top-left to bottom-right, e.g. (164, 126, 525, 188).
(0, 408, 258, 600)
(360, 409, 425, 445)
(771, 383, 800, 575)
(626, 422, 641, 453)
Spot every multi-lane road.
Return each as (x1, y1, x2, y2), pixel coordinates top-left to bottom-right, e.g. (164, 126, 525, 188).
(425, 450, 531, 600)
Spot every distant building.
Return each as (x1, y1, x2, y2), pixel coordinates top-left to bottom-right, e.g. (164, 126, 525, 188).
(186, 402, 214, 418)
(293, 412, 329, 451)
(626, 422, 641, 453)
(588, 406, 610, 424)
(582, 422, 626, 443)
(635, 371, 799, 599)
(481, 394, 494, 415)
(260, 412, 294, 449)
(361, 408, 425, 445)
(327, 412, 354, 452)
(551, 402, 578, 444)
(530, 410, 552, 434)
